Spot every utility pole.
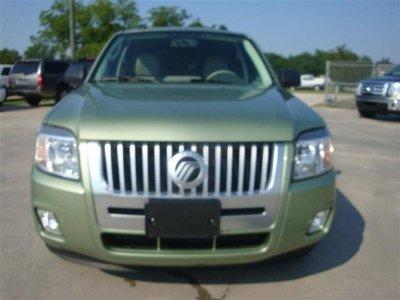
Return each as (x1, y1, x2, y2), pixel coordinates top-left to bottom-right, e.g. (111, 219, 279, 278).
(68, 0, 75, 59)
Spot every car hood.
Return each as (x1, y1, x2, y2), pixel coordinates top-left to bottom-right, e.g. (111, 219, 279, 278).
(361, 75, 400, 84)
(45, 83, 325, 142)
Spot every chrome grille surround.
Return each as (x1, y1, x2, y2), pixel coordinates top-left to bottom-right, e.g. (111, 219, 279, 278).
(98, 142, 273, 197)
(85, 142, 287, 234)
(360, 82, 387, 96)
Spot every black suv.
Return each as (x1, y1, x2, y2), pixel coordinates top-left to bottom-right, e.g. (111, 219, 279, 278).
(8, 59, 70, 106)
(356, 64, 400, 118)
(55, 59, 94, 102)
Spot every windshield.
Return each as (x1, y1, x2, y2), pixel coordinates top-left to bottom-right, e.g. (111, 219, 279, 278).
(387, 65, 400, 77)
(91, 32, 273, 88)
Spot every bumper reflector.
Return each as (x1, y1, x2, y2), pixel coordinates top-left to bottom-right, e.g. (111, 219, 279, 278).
(37, 208, 61, 235)
(308, 209, 330, 234)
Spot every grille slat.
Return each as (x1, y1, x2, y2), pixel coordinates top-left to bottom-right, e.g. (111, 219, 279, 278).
(237, 145, 245, 194)
(202, 145, 209, 196)
(260, 144, 269, 191)
(166, 144, 173, 193)
(214, 145, 221, 194)
(190, 144, 197, 195)
(154, 144, 161, 195)
(104, 143, 114, 191)
(142, 144, 149, 193)
(178, 144, 185, 195)
(100, 142, 273, 197)
(226, 145, 233, 195)
(117, 143, 125, 193)
(129, 144, 137, 193)
(248, 145, 257, 194)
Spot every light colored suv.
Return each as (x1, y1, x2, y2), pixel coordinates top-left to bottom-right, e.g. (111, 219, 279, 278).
(0, 64, 12, 104)
(31, 28, 335, 267)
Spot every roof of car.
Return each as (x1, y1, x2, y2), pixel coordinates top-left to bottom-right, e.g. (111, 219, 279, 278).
(15, 59, 71, 63)
(121, 27, 248, 38)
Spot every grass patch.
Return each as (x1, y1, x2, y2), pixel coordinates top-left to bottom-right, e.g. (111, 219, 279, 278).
(313, 98, 356, 110)
(3, 98, 55, 108)
(292, 89, 325, 94)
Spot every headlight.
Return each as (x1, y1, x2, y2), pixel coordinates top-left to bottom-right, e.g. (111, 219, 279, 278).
(388, 82, 400, 99)
(356, 83, 363, 96)
(35, 125, 79, 180)
(293, 128, 334, 181)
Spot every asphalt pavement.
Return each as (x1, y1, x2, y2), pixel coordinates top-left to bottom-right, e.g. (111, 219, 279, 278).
(0, 96, 399, 300)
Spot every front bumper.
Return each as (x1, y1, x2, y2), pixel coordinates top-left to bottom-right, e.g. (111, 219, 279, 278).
(31, 143, 336, 267)
(356, 96, 400, 114)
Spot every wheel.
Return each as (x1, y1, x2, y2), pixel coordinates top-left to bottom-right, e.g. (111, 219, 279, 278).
(358, 109, 375, 118)
(26, 96, 41, 107)
(55, 87, 69, 103)
(0, 87, 6, 106)
(314, 85, 321, 91)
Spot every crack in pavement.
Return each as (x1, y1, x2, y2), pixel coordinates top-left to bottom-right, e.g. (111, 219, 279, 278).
(168, 271, 231, 300)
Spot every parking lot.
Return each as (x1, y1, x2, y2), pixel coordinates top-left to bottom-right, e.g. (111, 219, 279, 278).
(0, 95, 399, 299)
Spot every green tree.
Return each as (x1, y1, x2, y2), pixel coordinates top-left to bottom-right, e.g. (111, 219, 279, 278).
(25, 0, 140, 59)
(78, 0, 141, 57)
(188, 18, 204, 27)
(265, 45, 370, 76)
(0, 48, 21, 64)
(264, 53, 286, 74)
(147, 6, 190, 27)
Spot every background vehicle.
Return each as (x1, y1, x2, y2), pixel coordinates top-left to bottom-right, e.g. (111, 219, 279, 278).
(55, 59, 94, 102)
(356, 64, 400, 118)
(0, 64, 12, 87)
(0, 64, 13, 102)
(8, 59, 70, 106)
(0, 87, 6, 105)
(300, 74, 325, 90)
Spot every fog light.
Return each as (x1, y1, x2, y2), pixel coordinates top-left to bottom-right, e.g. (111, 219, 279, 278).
(388, 98, 400, 111)
(37, 209, 61, 235)
(308, 209, 330, 234)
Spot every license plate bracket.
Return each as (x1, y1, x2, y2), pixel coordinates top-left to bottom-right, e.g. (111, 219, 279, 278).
(145, 199, 221, 238)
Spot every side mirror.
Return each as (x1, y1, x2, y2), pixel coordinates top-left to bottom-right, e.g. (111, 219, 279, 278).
(280, 68, 300, 88)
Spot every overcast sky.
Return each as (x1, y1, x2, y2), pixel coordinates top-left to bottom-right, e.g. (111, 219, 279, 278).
(0, 0, 399, 62)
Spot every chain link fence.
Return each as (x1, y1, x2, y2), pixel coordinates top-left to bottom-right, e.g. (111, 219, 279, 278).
(324, 61, 395, 103)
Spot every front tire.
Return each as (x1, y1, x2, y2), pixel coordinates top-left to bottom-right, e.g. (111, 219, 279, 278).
(26, 96, 41, 107)
(0, 87, 6, 106)
(55, 87, 69, 103)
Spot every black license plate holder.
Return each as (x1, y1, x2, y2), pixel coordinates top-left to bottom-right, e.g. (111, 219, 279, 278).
(145, 199, 221, 238)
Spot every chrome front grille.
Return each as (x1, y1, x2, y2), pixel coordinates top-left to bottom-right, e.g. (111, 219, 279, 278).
(361, 82, 387, 96)
(97, 142, 273, 197)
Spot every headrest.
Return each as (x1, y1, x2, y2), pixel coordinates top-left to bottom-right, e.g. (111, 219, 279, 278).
(135, 54, 160, 78)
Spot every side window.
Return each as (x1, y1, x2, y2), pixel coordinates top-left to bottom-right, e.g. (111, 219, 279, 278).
(65, 65, 79, 78)
(1, 67, 11, 75)
(44, 62, 70, 74)
(10, 62, 39, 75)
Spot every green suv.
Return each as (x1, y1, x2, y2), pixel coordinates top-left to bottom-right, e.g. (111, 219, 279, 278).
(32, 28, 335, 267)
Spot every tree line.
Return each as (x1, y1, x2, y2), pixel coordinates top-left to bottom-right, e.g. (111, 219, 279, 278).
(265, 45, 376, 76)
(0, 0, 391, 76)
